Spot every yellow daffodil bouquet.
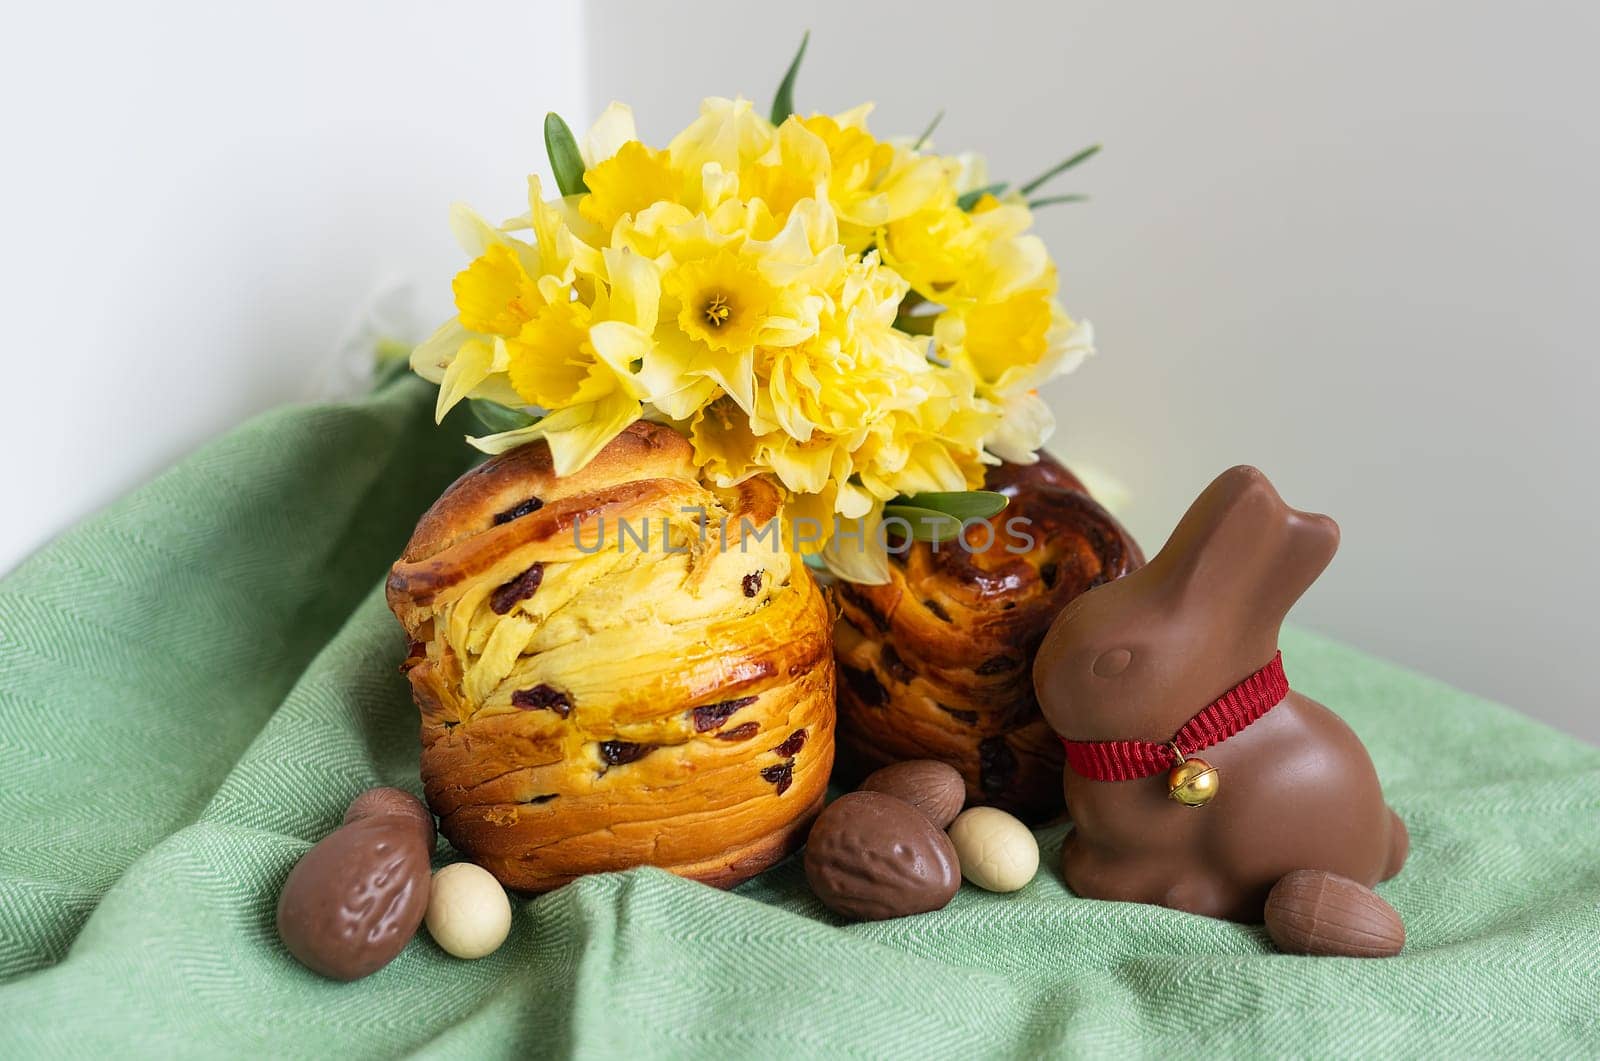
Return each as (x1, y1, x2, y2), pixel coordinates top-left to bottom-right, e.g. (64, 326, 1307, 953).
(412, 36, 1099, 583)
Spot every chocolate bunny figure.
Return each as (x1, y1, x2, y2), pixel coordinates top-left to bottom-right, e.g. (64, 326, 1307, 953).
(1034, 467, 1408, 940)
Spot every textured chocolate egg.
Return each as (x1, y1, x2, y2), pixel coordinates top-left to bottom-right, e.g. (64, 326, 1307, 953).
(1264, 869, 1405, 957)
(803, 791, 960, 921)
(276, 789, 434, 980)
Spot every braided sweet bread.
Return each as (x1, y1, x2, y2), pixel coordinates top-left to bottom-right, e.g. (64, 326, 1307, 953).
(832, 455, 1141, 822)
(386, 422, 834, 892)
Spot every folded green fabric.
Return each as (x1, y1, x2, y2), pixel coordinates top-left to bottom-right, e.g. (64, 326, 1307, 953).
(1, 375, 1596, 1058)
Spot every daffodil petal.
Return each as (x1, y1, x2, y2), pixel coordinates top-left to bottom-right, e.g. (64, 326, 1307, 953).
(464, 420, 547, 456)
(831, 102, 876, 130)
(449, 204, 510, 258)
(638, 327, 718, 420)
(984, 234, 1051, 301)
(700, 162, 740, 211)
(539, 392, 643, 474)
(601, 247, 661, 333)
(648, 376, 720, 423)
(836, 480, 875, 519)
(411, 318, 468, 385)
(587, 320, 651, 399)
(703, 349, 756, 417)
(1055, 317, 1095, 377)
(436, 337, 496, 421)
(823, 510, 891, 585)
(583, 101, 638, 167)
(984, 391, 1055, 463)
(466, 391, 642, 476)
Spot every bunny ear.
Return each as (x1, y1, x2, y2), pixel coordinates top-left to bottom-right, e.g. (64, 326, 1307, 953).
(1151, 466, 1339, 634)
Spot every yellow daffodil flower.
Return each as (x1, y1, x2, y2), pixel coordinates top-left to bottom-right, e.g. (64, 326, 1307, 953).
(453, 243, 543, 338)
(668, 97, 774, 208)
(792, 107, 945, 252)
(664, 249, 777, 355)
(580, 141, 685, 233)
(412, 92, 1095, 580)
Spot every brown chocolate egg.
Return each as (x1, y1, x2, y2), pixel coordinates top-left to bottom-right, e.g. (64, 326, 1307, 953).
(859, 760, 966, 828)
(276, 788, 434, 980)
(1265, 869, 1405, 957)
(803, 791, 960, 921)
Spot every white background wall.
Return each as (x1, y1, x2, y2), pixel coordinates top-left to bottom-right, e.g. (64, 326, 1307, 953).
(0, 0, 587, 568)
(3, 2, 1595, 742)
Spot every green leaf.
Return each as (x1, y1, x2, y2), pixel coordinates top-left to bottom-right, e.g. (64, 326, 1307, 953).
(470, 399, 538, 435)
(543, 112, 589, 197)
(1028, 194, 1090, 209)
(769, 31, 810, 125)
(1018, 143, 1101, 196)
(892, 490, 1009, 520)
(956, 182, 1007, 211)
(881, 505, 966, 543)
(912, 109, 944, 151)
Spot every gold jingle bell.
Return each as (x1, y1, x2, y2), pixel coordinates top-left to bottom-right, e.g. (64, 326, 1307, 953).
(1167, 749, 1219, 807)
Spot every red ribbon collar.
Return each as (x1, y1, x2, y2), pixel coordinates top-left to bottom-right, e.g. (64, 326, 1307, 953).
(1060, 653, 1289, 782)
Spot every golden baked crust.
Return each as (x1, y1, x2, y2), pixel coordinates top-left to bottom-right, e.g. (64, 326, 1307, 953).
(386, 422, 835, 892)
(831, 455, 1141, 822)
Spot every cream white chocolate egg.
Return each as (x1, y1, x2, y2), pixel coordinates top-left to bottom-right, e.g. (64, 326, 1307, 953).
(425, 863, 512, 959)
(947, 807, 1039, 893)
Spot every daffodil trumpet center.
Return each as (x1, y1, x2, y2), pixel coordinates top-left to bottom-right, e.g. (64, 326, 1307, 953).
(664, 249, 777, 353)
(703, 293, 733, 328)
